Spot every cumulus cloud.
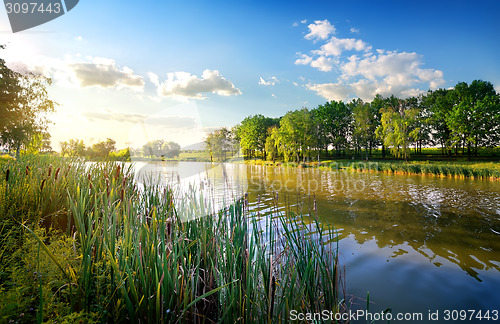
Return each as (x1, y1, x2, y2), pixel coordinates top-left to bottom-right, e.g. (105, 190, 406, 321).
(295, 53, 313, 66)
(305, 19, 335, 41)
(69, 57, 145, 90)
(310, 56, 335, 72)
(297, 19, 445, 101)
(306, 82, 352, 101)
(350, 27, 359, 33)
(258, 76, 279, 86)
(315, 37, 371, 57)
(148, 72, 160, 86)
(154, 70, 241, 99)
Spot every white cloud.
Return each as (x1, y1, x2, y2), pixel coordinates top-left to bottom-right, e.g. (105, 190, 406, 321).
(306, 82, 352, 102)
(148, 72, 160, 86)
(155, 69, 241, 99)
(495, 85, 500, 94)
(301, 19, 307, 24)
(310, 56, 334, 72)
(350, 27, 359, 33)
(258, 76, 279, 86)
(339, 51, 444, 90)
(295, 53, 313, 66)
(69, 58, 145, 90)
(315, 37, 371, 57)
(305, 19, 335, 41)
(297, 20, 445, 101)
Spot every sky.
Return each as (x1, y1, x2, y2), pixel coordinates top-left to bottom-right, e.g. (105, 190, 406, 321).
(1, 0, 499, 151)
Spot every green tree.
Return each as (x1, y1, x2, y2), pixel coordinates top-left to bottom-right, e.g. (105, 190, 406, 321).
(89, 138, 116, 158)
(0, 60, 56, 157)
(422, 89, 454, 155)
(278, 108, 314, 163)
(205, 127, 233, 162)
(59, 139, 85, 157)
(375, 98, 421, 160)
(350, 98, 378, 160)
(314, 101, 351, 157)
(446, 80, 500, 159)
(236, 115, 278, 158)
(142, 139, 180, 158)
(265, 126, 279, 162)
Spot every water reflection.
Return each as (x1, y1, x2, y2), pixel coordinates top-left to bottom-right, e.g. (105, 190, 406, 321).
(241, 165, 500, 282)
(131, 161, 500, 314)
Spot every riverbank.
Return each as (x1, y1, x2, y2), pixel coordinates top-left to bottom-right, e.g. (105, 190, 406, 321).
(0, 155, 344, 323)
(244, 159, 500, 180)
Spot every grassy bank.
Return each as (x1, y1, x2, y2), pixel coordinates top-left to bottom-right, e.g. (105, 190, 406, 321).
(244, 158, 500, 180)
(0, 156, 344, 323)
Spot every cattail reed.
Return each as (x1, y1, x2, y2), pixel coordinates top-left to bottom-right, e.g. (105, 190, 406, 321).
(54, 167, 60, 180)
(5, 169, 9, 182)
(26, 165, 30, 175)
(48, 165, 52, 177)
(40, 179, 46, 190)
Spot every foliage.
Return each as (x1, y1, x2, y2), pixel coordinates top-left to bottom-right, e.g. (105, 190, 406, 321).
(376, 97, 421, 160)
(59, 138, 85, 157)
(235, 114, 279, 158)
(109, 147, 131, 161)
(142, 139, 180, 158)
(0, 50, 56, 157)
(205, 127, 236, 162)
(446, 80, 500, 158)
(0, 155, 344, 322)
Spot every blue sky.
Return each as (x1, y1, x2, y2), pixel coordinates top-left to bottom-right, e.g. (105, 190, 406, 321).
(1, 0, 499, 150)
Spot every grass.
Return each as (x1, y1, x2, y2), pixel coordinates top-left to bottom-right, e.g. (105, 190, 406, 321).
(0, 155, 345, 323)
(347, 160, 500, 179)
(244, 157, 500, 180)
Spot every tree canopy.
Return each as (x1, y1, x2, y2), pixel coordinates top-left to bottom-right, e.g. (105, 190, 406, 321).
(0, 47, 56, 156)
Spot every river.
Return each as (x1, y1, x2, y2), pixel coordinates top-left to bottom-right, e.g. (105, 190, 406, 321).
(134, 161, 500, 321)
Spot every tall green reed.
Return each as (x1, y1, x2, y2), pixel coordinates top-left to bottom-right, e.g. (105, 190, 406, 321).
(2, 155, 345, 322)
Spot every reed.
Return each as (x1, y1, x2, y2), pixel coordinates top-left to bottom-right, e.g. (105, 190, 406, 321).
(1, 155, 345, 323)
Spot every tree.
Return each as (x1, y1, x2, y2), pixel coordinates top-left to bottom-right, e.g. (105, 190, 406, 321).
(142, 139, 180, 158)
(236, 115, 278, 158)
(446, 80, 500, 159)
(265, 126, 279, 162)
(89, 138, 116, 158)
(60, 138, 85, 157)
(278, 108, 314, 163)
(422, 89, 454, 155)
(375, 97, 420, 160)
(205, 127, 233, 162)
(314, 100, 351, 157)
(350, 98, 377, 159)
(0, 49, 56, 157)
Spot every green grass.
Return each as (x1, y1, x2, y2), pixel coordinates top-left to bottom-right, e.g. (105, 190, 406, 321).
(243, 157, 500, 180)
(0, 155, 345, 323)
(347, 160, 500, 179)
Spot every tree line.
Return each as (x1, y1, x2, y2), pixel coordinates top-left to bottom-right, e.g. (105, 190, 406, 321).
(206, 80, 500, 162)
(59, 138, 181, 160)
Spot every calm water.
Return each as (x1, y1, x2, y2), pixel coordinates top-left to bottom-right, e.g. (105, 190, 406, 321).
(135, 161, 500, 321)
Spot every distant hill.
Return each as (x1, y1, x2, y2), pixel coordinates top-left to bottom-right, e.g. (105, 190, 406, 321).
(181, 142, 206, 151)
